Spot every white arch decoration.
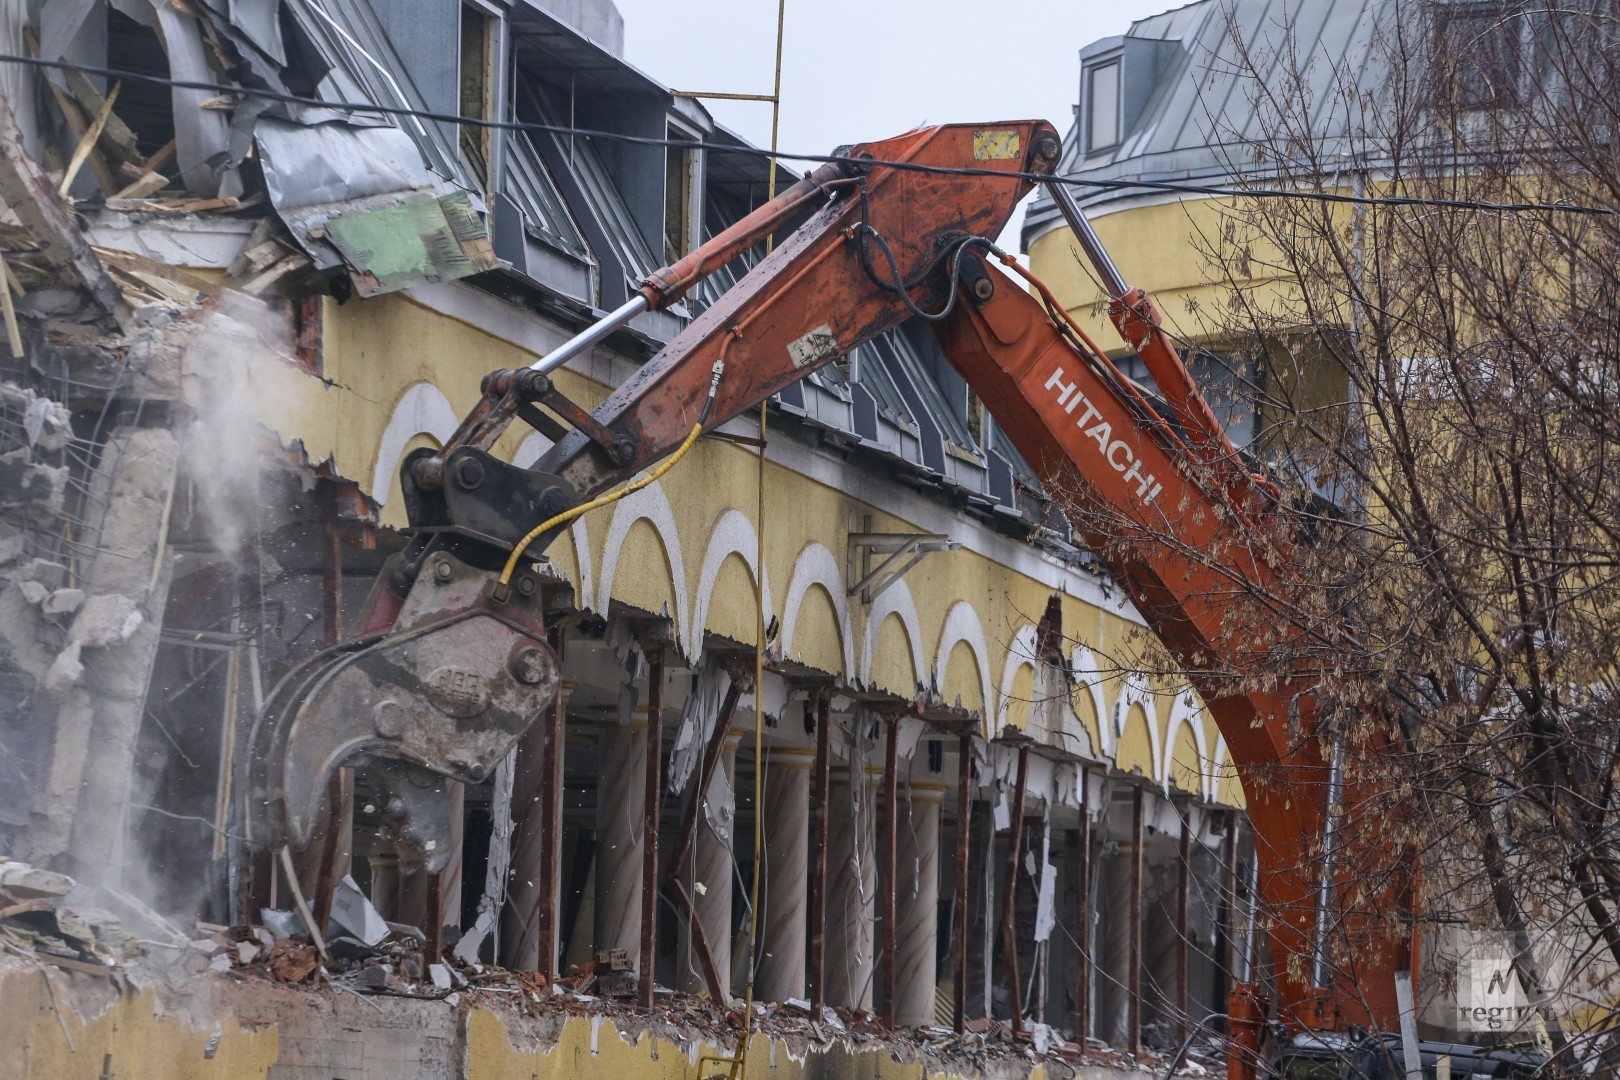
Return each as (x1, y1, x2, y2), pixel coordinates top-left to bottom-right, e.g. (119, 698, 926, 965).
(1070, 645, 1113, 758)
(1162, 690, 1211, 799)
(512, 432, 552, 470)
(1113, 672, 1165, 787)
(934, 601, 994, 737)
(778, 541, 855, 678)
(858, 578, 926, 690)
(1209, 734, 1232, 805)
(995, 623, 1041, 732)
(370, 382, 460, 504)
(595, 482, 691, 650)
(689, 508, 776, 657)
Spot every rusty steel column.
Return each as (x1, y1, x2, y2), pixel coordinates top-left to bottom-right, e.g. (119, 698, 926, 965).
(1216, 809, 1238, 1034)
(999, 745, 1031, 1034)
(310, 486, 351, 936)
(1178, 805, 1192, 1043)
(953, 734, 972, 1034)
(534, 626, 566, 977)
(638, 648, 664, 1008)
(807, 692, 832, 1012)
(425, 868, 445, 963)
(1129, 784, 1144, 1055)
(1075, 768, 1092, 1044)
(880, 716, 900, 1027)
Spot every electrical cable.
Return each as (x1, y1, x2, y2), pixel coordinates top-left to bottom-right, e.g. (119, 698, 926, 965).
(3, 52, 1617, 218)
(497, 360, 722, 589)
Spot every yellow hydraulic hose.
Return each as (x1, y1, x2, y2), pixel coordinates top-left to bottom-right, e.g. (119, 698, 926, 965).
(497, 358, 722, 591)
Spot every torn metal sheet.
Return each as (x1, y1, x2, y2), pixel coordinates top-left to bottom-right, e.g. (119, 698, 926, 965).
(257, 119, 443, 212)
(329, 875, 388, 946)
(324, 191, 496, 295)
(256, 119, 495, 293)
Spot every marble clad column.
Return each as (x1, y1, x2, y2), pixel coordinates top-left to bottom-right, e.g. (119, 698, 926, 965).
(595, 715, 647, 959)
(679, 732, 740, 997)
(825, 764, 879, 1010)
(756, 747, 813, 1002)
(893, 782, 945, 1027)
(503, 681, 573, 970)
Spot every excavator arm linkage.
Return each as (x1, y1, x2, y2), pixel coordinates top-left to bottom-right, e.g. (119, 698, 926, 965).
(245, 120, 1411, 1070)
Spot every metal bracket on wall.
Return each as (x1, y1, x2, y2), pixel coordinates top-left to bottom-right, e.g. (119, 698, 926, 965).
(846, 529, 959, 603)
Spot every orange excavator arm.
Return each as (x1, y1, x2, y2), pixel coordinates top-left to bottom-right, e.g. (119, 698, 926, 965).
(246, 120, 1411, 1071)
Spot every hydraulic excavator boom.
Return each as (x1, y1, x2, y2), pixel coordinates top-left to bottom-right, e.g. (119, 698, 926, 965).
(246, 120, 1412, 1078)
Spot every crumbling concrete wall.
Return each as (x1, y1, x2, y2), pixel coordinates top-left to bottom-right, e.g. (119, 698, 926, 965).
(0, 421, 180, 883)
(60, 425, 180, 884)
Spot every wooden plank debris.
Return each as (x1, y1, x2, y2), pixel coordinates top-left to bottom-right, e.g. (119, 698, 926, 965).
(112, 170, 171, 200)
(0, 252, 22, 357)
(59, 81, 121, 199)
(0, 92, 130, 328)
(65, 70, 142, 168)
(93, 246, 226, 302)
(104, 196, 240, 213)
(25, 29, 119, 197)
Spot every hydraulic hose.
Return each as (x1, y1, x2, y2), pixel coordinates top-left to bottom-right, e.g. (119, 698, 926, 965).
(497, 361, 723, 590)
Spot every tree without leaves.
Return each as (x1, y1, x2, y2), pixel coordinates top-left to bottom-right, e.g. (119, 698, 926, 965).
(1053, 2, 1620, 1072)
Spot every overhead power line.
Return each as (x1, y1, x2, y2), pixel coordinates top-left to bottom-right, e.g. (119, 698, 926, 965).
(5, 53, 1618, 218)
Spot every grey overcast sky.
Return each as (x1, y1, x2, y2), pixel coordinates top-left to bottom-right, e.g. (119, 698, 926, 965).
(609, 0, 1178, 246)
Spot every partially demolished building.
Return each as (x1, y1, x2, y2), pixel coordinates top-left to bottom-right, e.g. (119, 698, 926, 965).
(0, 0, 1252, 1075)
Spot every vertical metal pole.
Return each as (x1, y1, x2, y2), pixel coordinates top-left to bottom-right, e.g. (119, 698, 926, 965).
(638, 648, 664, 1009)
(1178, 806, 1192, 1043)
(999, 745, 1031, 1033)
(953, 734, 973, 1034)
(880, 716, 899, 1027)
(311, 487, 348, 936)
(534, 625, 565, 977)
(1312, 735, 1347, 990)
(1075, 768, 1091, 1044)
(1129, 784, 1144, 1056)
(425, 868, 445, 964)
(807, 692, 831, 1012)
(1216, 809, 1237, 1034)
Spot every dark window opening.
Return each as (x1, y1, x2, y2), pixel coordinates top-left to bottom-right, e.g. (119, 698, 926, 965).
(106, 9, 174, 161)
(1086, 60, 1121, 153)
(663, 129, 698, 264)
(460, 4, 493, 187)
(1432, 5, 1524, 110)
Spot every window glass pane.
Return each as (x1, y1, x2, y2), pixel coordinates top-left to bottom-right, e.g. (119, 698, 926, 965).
(1088, 62, 1120, 151)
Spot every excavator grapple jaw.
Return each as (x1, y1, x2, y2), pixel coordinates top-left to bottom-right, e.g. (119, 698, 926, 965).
(245, 551, 557, 871)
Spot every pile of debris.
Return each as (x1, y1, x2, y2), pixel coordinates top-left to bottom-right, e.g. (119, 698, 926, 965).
(0, 859, 1187, 1077)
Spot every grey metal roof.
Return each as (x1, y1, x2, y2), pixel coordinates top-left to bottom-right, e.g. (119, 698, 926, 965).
(1026, 0, 1392, 238)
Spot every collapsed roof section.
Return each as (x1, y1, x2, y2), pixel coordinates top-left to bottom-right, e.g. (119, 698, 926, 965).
(21, 0, 1071, 544)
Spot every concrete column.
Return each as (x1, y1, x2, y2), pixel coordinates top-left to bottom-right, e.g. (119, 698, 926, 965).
(1099, 849, 1133, 1046)
(503, 681, 572, 970)
(367, 853, 400, 920)
(594, 717, 646, 957)
(756, 747, 812, 1002)
(894, 781, 944, 1027)
(825, 764, 878, 1010)
(678, 732, 739, 997)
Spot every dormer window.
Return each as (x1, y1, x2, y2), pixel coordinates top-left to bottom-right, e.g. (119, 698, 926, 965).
(1431, 3, 1525, 110)
(1085, 59, 1122, 154)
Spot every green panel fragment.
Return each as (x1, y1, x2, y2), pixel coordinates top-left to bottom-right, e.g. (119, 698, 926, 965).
(325, 191, 498, 296)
